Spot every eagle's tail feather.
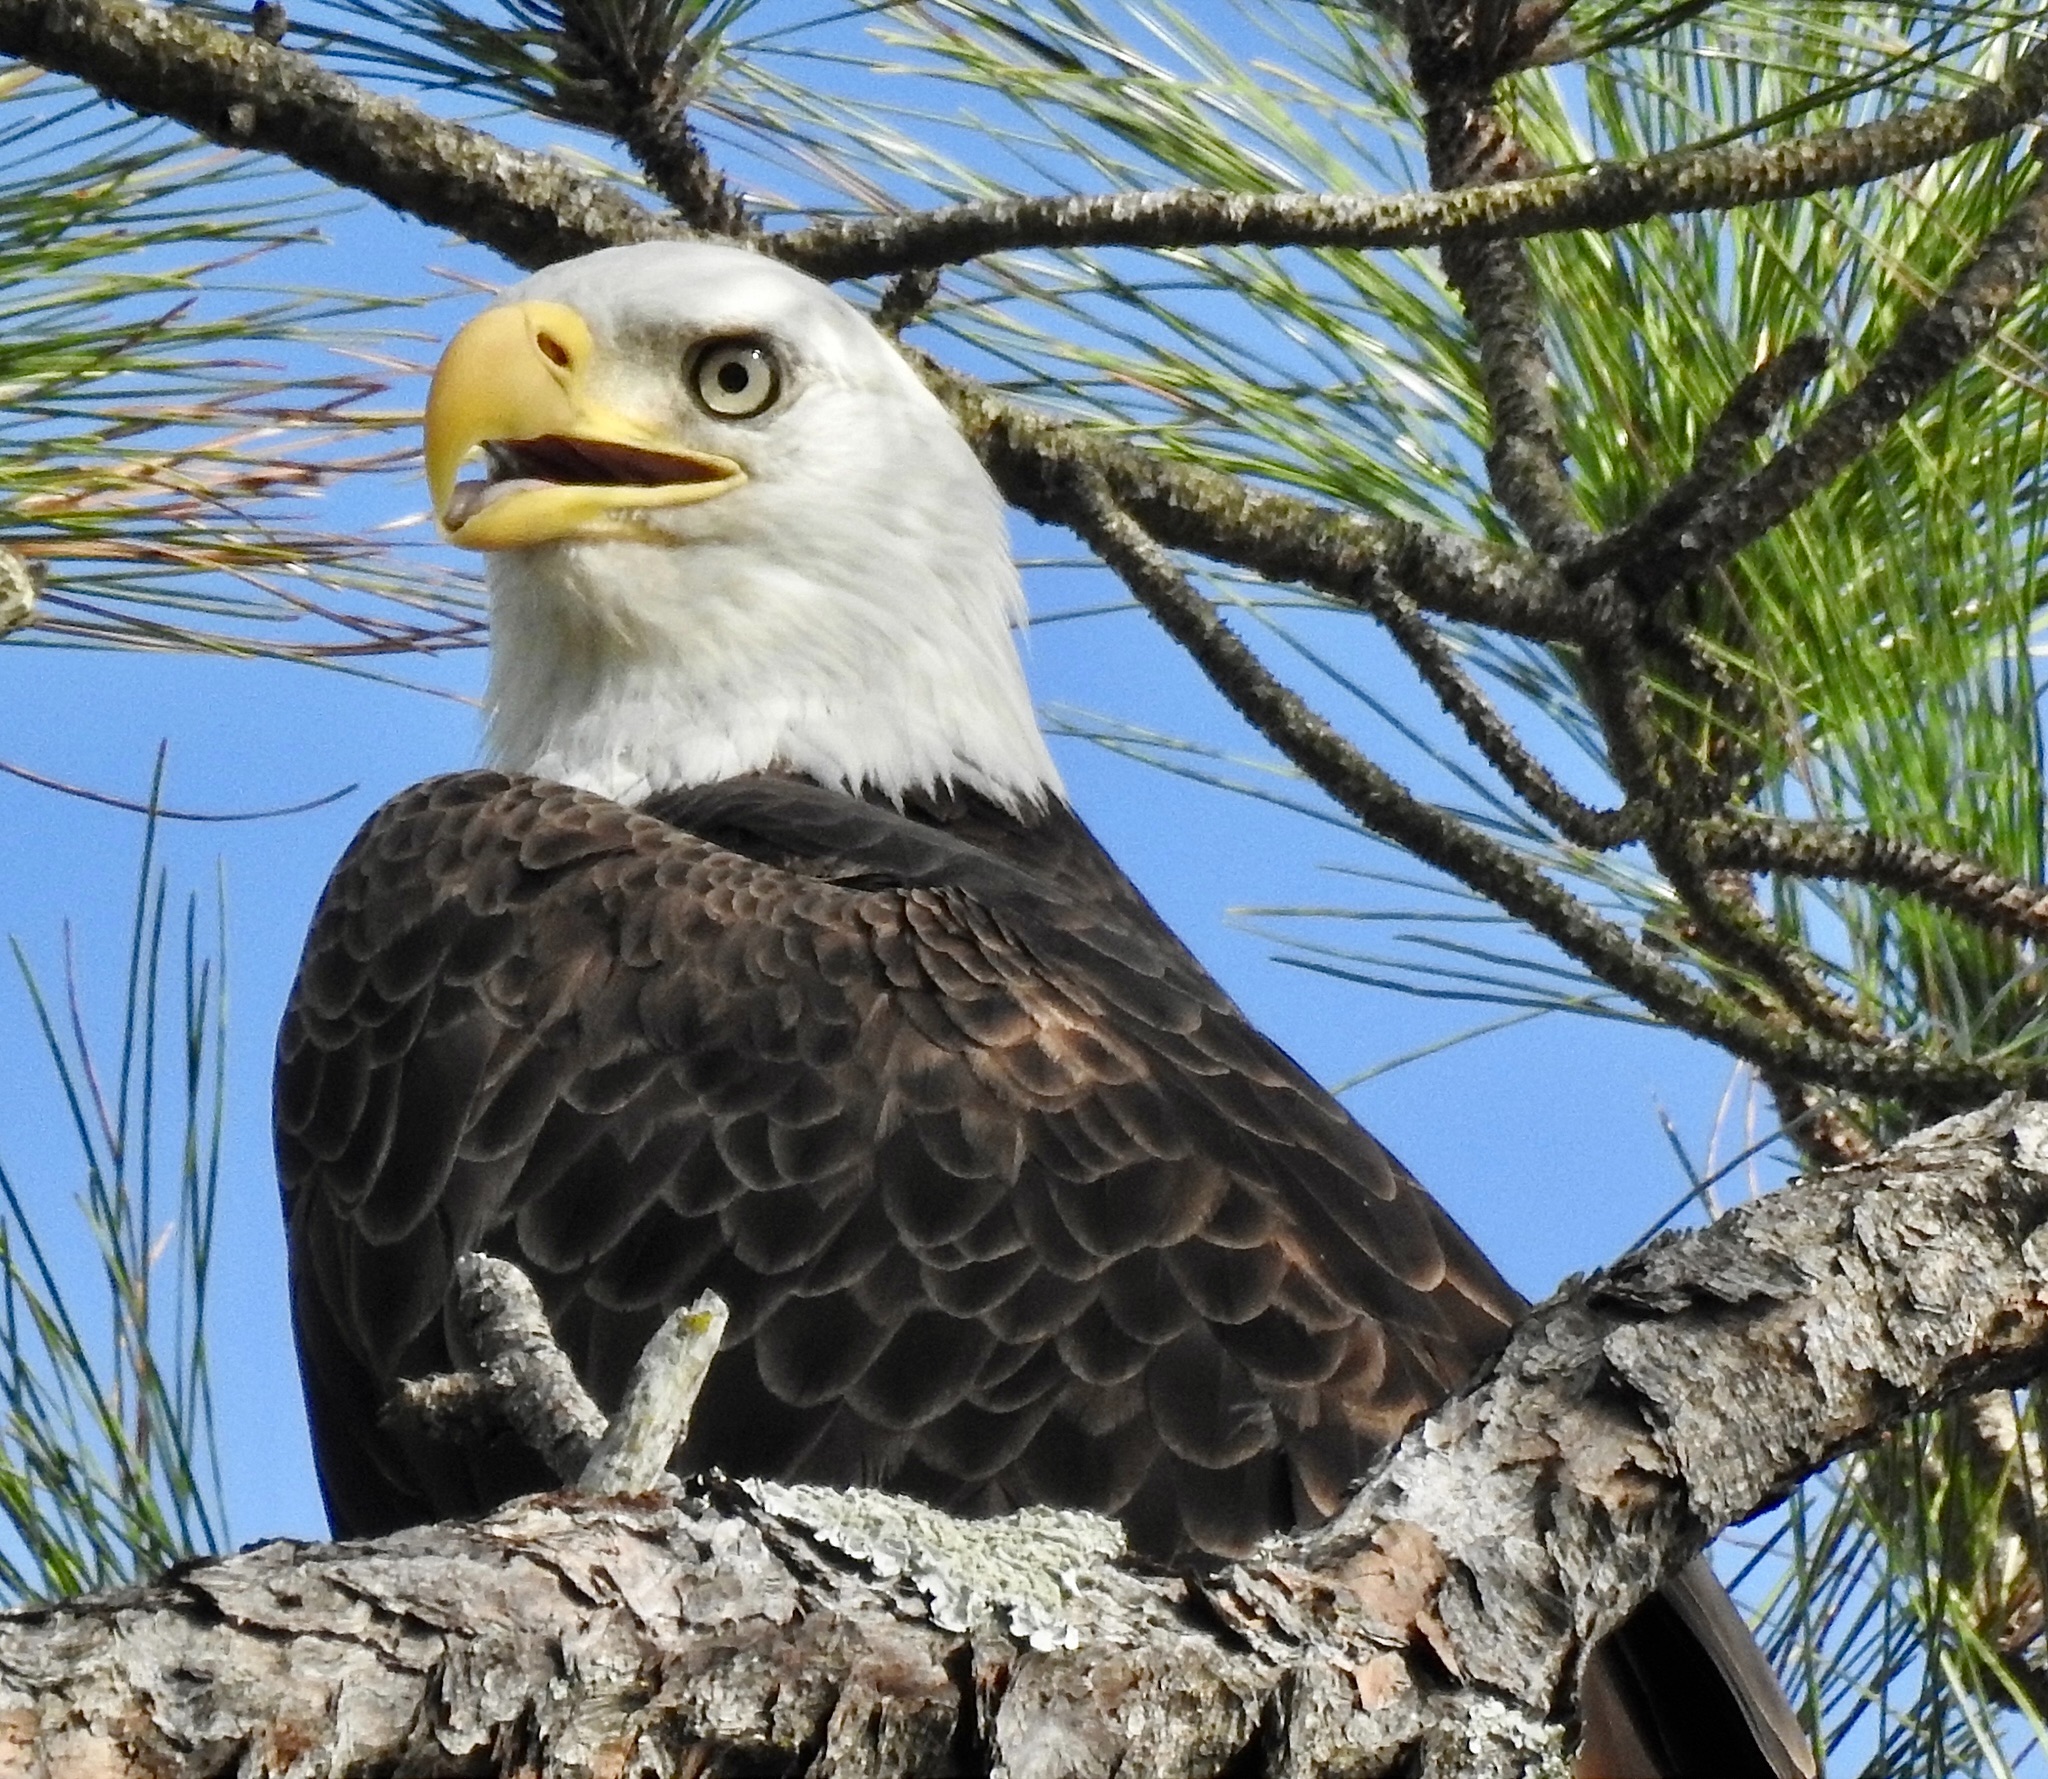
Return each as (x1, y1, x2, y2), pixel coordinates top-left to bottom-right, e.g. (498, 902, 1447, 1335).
(1579, 1557, 1814, 1779)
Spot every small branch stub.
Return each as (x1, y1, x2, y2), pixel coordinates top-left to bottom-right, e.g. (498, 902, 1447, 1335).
(391, 1252, 606, 1482)
(580, 1290, 728, 1493)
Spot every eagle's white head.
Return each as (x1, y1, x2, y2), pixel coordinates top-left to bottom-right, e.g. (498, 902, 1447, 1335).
(425, 241, 1061, 811)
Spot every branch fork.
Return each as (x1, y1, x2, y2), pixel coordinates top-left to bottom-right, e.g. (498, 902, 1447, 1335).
(387, 1253, 728, 1497)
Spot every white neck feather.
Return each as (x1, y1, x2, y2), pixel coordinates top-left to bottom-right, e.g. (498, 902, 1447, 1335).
(482, 533, 1061, 811)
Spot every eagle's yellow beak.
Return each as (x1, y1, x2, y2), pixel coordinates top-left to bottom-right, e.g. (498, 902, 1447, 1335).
(424, 300, 745, 551)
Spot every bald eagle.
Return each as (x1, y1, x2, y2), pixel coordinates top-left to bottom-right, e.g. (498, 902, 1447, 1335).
(277, 242, 1810, 1779)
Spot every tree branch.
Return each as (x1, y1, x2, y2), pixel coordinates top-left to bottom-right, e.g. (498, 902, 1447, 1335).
(388, 1256, 730, 1495)
(1297, 1095, 2048, 1728)
(554, 0, 754, 237)
(1352, 585, 1644, 851)
(1417, 96, 1593, 557)
(1392, 11, 1894, 1052)
(1056, 464, 2016, 1106)
(1653, 147, 2048, 583)
(0, 0, 677, 265)
(774, 36, 2048, 277)
(932, 359, 1604, 640)
(17, 0, 2048, 1114)
(386, 1252, 609, 1480)
(1567, 335, 1833, 589)
(12, 1098, 2048, 1779)
(1699, 813, 2048, 943)
(32, 0, 2048, 292)
(579, 1290, 727, 1495)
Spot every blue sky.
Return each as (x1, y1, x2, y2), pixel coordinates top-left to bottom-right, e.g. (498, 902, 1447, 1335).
(0, 32, 1754, 1548)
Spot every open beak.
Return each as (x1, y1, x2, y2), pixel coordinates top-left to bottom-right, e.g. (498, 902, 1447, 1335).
(425, 300, 745, 551)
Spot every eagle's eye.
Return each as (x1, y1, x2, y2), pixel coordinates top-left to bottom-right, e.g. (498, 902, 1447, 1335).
(691, 337, 782, 419)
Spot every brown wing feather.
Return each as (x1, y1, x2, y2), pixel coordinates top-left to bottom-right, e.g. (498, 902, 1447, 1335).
(276, 769, 1810, 1779)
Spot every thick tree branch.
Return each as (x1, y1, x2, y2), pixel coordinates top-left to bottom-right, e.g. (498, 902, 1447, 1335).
(12, 1099, 2048, 1779)
(1297, 1095, 2048, 1725)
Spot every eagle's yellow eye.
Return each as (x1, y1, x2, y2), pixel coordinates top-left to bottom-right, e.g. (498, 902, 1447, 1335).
(692, 338, 781, 418)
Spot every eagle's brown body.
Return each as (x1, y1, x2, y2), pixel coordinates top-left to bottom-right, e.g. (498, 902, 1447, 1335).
(279, 767, 1807, 1779)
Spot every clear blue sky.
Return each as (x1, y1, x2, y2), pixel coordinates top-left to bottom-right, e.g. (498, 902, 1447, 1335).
(0, 54, 1750, 1548)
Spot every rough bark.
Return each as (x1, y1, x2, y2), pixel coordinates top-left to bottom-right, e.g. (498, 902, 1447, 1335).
(10, 1098, 2048, 1779)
